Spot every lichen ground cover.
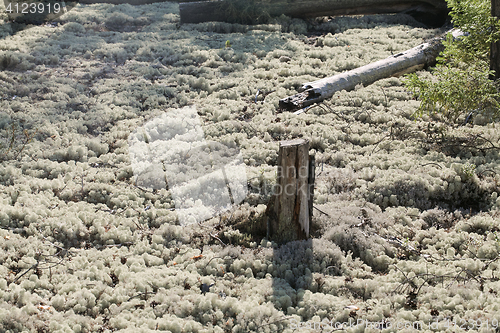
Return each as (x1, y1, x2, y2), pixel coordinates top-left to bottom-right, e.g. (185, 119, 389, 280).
(0, 1, 500, 332)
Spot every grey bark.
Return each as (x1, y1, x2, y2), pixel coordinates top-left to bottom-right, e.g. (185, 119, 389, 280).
(179, 0, 447, 24)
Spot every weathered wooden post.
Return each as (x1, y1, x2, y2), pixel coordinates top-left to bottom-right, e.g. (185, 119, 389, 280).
(266, 139, 314, 243)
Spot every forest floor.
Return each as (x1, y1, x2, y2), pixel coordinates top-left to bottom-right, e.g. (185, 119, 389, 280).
(1, 1, 500, 332)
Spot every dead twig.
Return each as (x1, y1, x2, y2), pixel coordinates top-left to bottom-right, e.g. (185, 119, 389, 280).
(127, 288, 156, 301)
(392, 256, 500, 299)
(421, 162, 443, 169)
(96, 242, 134, 249)
(210, 233, 227, 247)
(313, 102, 348, 121)
(1, 124, 38, 161)
(476, 133, 500, 150)
(13, 128, 37, 160)
(256, 316, 291, 331)
(478, 169, 497, 177)
(370, 133, 390, 155)
(12, 263, 38, 284)
(13, 236, 74, 284)
(313, 205, 330, 217)
(381, 87, 388, 107)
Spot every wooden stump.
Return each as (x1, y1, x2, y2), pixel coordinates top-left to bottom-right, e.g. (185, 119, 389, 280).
(266, 139, 314, 244)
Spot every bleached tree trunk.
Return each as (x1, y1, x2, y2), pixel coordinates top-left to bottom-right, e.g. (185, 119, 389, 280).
(266, 139, 314, 244)
(279, 30, 465, 112)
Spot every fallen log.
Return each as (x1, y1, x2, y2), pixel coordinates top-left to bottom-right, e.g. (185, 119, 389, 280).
(279, 29, 464, 112)
(78, 0, 200, 3)
(179, 0, 448, 25)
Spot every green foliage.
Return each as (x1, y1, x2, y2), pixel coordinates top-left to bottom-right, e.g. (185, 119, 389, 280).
(405, 62, 500, 121)
(444, 0, 500, 63)
(404, 0, 500, 122)
(461, 162, 476, 180)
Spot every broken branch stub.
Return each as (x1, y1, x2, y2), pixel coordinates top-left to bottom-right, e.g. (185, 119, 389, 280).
(279, 30, 465, 112)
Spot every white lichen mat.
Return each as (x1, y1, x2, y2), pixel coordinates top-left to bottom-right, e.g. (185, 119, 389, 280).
(128, 106, 247, 225)
(1, 1, 500, 332)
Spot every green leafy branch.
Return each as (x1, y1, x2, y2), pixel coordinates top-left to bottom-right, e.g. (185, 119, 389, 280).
(404, 0, 500, 123)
